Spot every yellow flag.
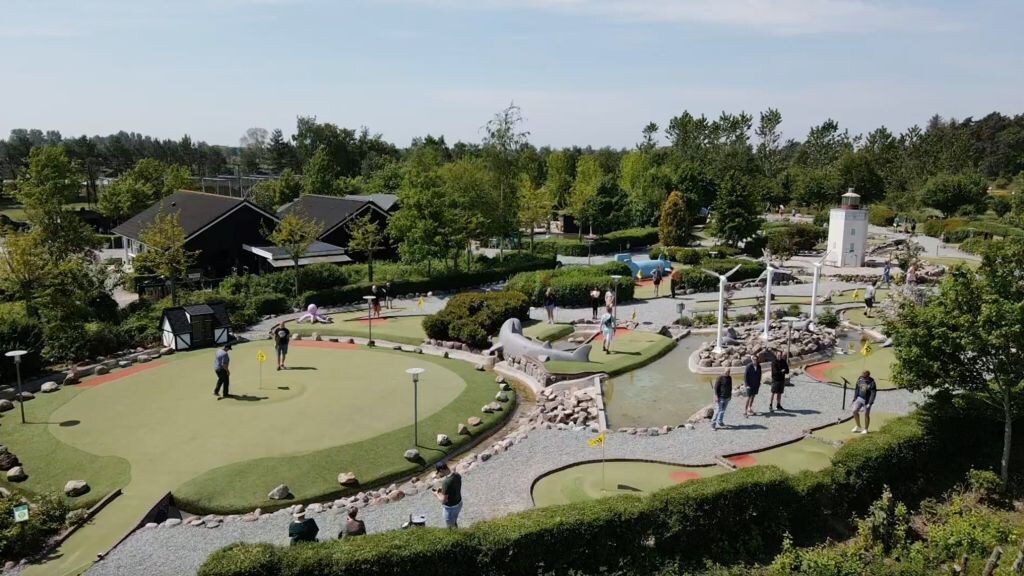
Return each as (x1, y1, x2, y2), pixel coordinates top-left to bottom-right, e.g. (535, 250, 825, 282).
(587, 433, 606, 447)
(256, 350, 267, 363)
(417, 296, 425, 310)
(851, 289, 862, 300)
(630, 308, 637, 321)
(637, 269, 643, 280)
(860, 341, 873, 357)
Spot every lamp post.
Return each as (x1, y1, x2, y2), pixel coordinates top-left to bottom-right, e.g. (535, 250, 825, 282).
(6, 350, 27, 424)
(363, 295, 376, 346)
(406, 367, 425, 447)
(810, 251, 831, 324)
(584, 226, 597, 266)
(610, 275, 622, 321)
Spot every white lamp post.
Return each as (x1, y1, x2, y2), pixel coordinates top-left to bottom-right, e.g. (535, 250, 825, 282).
(810, 251, 831, 323)
(6, 350, 27, 424)
(610, 275, 622, 321)
(701, 265, 742, 354)
(584, 229, 598, 266)
(406, 367, 425, 446)
(363, 295, 376, 346)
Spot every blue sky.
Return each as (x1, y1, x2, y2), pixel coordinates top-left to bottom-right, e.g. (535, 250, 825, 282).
(1, 0, 1021, 148)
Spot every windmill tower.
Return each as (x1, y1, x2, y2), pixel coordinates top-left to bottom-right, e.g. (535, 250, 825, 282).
(825, 189, 868, 268)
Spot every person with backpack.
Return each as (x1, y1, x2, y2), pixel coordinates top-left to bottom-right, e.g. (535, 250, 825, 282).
(651, 265, 663, 297)
(851, 370, 878, 434)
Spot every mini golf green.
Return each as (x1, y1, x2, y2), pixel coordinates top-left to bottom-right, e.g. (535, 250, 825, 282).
(831, 288, 892, 304)
(522, 322, 574, 342)
(921, 256, 980, 270)
(691, 295, 809, 311)
(728, 438, 838, 474)
(288, 308, 427, 345)
(810, 347, 897, 389)
(531, 461, 726, 507)
(842, 307, 885, 327)
(810, 413, 899, 442)
(15, 341, 509, 576)
(545, 331, 676, 376)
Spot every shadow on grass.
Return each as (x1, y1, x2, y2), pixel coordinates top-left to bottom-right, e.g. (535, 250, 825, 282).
(228, 394, 270, 402)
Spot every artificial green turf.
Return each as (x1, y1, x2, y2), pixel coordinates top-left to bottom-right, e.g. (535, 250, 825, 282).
(811, 413, 899, 441)
(842, 307, 885, 327)
(545, 331, 676, 376)
(288, 308, 428, 346)
(744, 438, 838, 473)
(172, 350, 512, 514)
(0, 387, 131, 509)
(522, 322, 574, 342)
(830, 288, 892, 304)
(691, 295, 808, 311)
(921, 256, 980, 270)
(531, 461, 726, 507)
(822, 347, 897, 389)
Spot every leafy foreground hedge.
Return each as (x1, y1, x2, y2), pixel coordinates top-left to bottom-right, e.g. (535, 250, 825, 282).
(421, 292, 530, 350)
(0, 492, 69, 563)
(533, 228, 659, 257)
(505, 262, 634, 307)
(199, 395, 1001, 576)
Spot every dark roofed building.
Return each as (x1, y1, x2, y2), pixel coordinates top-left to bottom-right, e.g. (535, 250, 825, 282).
(242, 241, 352, 270)
(278, 194, 393, 251)
(113, 190, 280, 279)
(161, 302, 231, 350)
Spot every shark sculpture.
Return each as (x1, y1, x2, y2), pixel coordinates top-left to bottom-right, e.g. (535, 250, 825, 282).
(498, 318, 591, 363)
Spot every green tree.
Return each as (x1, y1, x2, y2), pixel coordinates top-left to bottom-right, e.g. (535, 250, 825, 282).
(438, 158, 489, 268)
(658, 191, 691, 247)
(267, 211, 322, 301)
(518, 176, 553, 252)
(132, 212, 198, 305)
(347, 214, 384, 281)
(239, 127, 268, 173)
(620, 151, 666, 227)
(267, 128, 299, 172)
(482, 103, 528, 251)
(837, 151, 884, 204)
(247, 169, 302, 211)
(302, 146, 337, 196)
(888, 238, 1024, 487)
(0, 231, 52, 319)
(639, 122, 659, 152)
(919, 172, 988, 217)
(755, 108, 784, 179)
(544, 150, 575, 208)
(388, 162, 461, 273)
(15, 146, 96, 258)
(162, 164, 193, 195)
(569, 155, 603, 237)
(98, 176, 154, 222)
(710, 176, 762, 247)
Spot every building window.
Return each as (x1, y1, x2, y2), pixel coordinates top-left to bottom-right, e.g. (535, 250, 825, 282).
(849, 242, 854, 253)
(850, 228, 856, 236)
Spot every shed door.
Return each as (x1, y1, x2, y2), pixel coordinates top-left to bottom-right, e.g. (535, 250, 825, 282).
(192, 315, 214, 346)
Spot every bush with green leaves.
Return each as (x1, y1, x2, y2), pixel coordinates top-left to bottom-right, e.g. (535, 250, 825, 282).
(505, 262, 634, 307)
(868, 205, 897, 227)
(0, 492, 70, 563)
(815, 307, 839, 329)
(534, 228, 660, 257)
(422, 292, 530, 349)
(765, 223, 826, 259)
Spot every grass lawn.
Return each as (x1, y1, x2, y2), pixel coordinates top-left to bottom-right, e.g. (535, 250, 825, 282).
(730, 438, 838, 473)
(545, 331, 676, 376)
(288, 308, 427, 346)
(522, 322, 574, 342)
(0, 201, 91, 221)
(0, 388, 131, 509)
(691, 295, 808, 312)
(532, 462, 726, 508)
(842, 307, 886, 327)
(811, 412, 899, 441)
(921, 256, 980, 270)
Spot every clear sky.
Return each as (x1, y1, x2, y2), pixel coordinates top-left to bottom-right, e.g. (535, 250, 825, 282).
(2, 0, 1021, 148)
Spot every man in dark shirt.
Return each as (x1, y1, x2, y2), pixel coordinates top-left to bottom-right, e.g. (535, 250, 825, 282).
(433, 462, 462, 528)
(743, 354, 762, 417)
(851, 370, 878, 434)
(288, 507, 319, 545)
(339, 507, 366, 539)
(769, 351, 790, 411)
(271, 322, 291, 370)
(213, 344, 231, 399)
(712, 371, 732, 430)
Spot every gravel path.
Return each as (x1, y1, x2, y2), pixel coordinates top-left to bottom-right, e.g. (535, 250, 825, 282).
(86, 373, 922, 576)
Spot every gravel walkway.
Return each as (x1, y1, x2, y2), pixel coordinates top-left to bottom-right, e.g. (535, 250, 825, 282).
(86, 372, 922, 576)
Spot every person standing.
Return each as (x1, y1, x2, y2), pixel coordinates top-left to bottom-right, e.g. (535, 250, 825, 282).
(370, 285, 382, 318)
(743, 354, 762, 417)
(599, 309, 615, 354)
(851, 370, 877, 434)
(906, 264, 918, 286)
(339, 507, 366, 539)
(669, 267, 681, 299)
(384, 281, 393, 309)
(651, 265, 663, 297)
(769, 351, 789, 411)
(433, 462, 462, 528)
(271, 322, 290, 370)
(589, 287, 602, 320)
(712, 370, 732, 430)
(882, 263, 891, 287)
(604, 286, 615, 311)
(288, 506, 319, 545)
(213, 343, 231, 399)
(544, 287, 556, 324)
(864, 282, 877, 318)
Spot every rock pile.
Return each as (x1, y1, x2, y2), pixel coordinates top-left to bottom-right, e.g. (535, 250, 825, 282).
(696, 324, 836, 369)
(535, 387, 599, 429)
(504, 355, 553, 386)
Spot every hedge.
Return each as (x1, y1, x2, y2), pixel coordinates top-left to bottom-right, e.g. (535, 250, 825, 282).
(505, 262, 635, 307)
(868, 205, 896, 227)
(533, 228, 659, 257)
(764, 223, 826, 257)
(648, 245, 740, 264)
(421, 292, 530, 349)
(200, 396, 1010, 576)
(672, 258, 765, 293)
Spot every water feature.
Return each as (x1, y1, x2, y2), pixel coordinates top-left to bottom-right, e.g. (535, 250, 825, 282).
(603, 337, 715, 428)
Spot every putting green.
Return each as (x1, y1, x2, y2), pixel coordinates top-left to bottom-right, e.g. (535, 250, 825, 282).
(842, 307, 885, 327)
(545, 331, 676, 376)
(728, 438, 838, 473)
(287, 308, 427, 346)
(522, 322, 574, 342)
(831, 288, 891, 304)
(691, 295, 808, 311)
(921, 256, 980, 270)
(19, 341, 509, 576)
(531, 462, 727, 507)
(816, 347, 897, 389)
(811, 413, 899, 442)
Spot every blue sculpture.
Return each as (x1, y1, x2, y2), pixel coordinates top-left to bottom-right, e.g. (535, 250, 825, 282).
(615, 253, 672, 280)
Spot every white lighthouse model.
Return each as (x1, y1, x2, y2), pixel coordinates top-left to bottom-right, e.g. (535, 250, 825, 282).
(825, 189, 868, 268)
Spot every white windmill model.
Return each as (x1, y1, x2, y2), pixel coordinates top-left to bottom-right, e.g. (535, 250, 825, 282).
(759, 249, 790, 341)
(701, 264, 743, 354)
(809, 251, 831, 325)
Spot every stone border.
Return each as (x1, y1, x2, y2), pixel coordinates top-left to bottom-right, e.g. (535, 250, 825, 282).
(53, 489, 123, 548)
(688, 346, 833, 376)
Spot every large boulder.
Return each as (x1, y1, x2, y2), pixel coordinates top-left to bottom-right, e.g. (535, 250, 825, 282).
(0, 399, 12, 412)
(436, 434, 451, 447)
(64, 480, 90, 497)
(0, 447, 19, 471)
(93, 365, 109, 376)
(268, 484, 291, 500)
(403, 449, 421, 461)
(457, 423, 470, 436)
(40, 382, 59, 393)
(6, 466, 27, 482)
(337, 472, 358, 487)
(16, 391, 34, 401)
(468, 416, 482, 427)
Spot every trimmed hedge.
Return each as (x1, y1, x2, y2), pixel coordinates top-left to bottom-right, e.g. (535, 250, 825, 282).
(648, 245, 740, 264)
(505, 262, 634, 307)
(672, 258, 765, 293)
(422, 292, 530, 349)
(533, 228, 659, 257)
(764, 223, 826, 257)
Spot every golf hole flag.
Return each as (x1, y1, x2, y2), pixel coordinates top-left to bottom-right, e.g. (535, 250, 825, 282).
(417, 296, 426, 310)
(860, 341, 874, 357)
(256, 350, 267, 363)
(588, 433, 606, 448)
(852, 289, 862, 300)
(13, 504, 28, 523)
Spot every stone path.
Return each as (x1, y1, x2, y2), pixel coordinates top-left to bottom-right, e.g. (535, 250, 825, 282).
(86, 372, 923, 576)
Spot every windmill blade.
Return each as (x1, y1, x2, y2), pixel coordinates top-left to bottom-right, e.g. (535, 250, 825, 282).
(722, 264, 742, 279)
(700, 268, 723, 280)
(815, 250, 831, 265)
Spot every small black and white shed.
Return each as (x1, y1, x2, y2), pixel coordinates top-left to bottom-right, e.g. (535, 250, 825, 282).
(161, 303, 231, 351)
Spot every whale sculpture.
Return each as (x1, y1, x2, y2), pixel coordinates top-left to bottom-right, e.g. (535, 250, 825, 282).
(498, 318, 591, 363)
(615, 253, 672, 280)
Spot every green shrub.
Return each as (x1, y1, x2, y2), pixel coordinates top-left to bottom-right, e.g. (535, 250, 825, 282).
(815, 307, 839, 329)
(534, 228, 659, 257)
(0, 305, 45, 379)
(197, 543, 281, 576)
(765, 223, 826, 258)
(602, 227, 660, 251)
(957, 237, 988, 254)
(0, 492, 69, 563)
(422, 292, 530, 349)
(868, 205, 896, 227)
(506, 262, 634, 307)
